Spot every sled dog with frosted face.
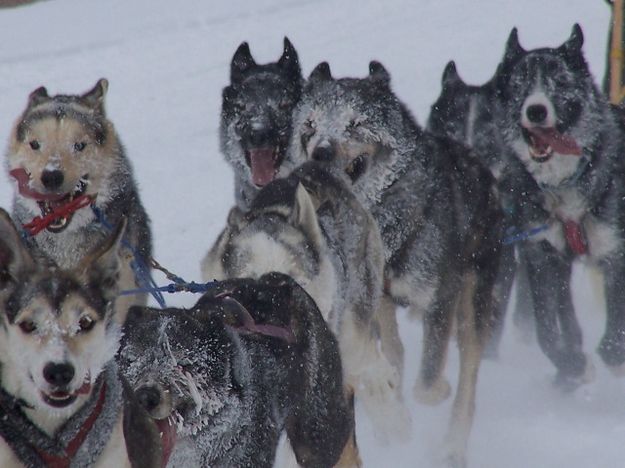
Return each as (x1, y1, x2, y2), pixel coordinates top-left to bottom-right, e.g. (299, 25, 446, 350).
(0, 209, 161, 468)
(221, 37, 304, 209)
(287, 61, 503, 467)
(5, 79, 152, 322)
(119, 272, 350, 468)
(495, 24, 625, 389)
(427, 61, 538, 355)
(202, 160, 409, 444)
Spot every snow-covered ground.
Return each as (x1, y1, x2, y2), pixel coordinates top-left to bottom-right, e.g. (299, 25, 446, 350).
(0, 1, 620, 466)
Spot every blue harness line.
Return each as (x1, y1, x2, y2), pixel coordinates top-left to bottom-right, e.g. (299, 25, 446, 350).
(502, 223, 549, 245)
(91, 206, 217, 308)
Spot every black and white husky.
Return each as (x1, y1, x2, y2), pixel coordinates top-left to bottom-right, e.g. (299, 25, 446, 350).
(119, 272, 351, 468)
(220, 38, 304, 209)
(495, 24, 625, 389)
(0, 209, 162, 467)
(287, 61, 503, 467)
(5, 79, 152, 323)
(202, 160, 410, 445)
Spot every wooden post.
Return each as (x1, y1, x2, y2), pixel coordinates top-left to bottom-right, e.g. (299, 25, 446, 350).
(610, 0, 625, 104)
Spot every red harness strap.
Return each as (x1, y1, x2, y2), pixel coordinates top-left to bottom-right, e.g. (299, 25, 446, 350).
(563, 219, 588, 255)
(36, 384, 107, 468)
(22, 194, 94, 236)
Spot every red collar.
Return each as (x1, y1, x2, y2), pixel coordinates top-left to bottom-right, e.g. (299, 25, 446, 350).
(36, 384, 107, 468)
(562, 219, 588, 255)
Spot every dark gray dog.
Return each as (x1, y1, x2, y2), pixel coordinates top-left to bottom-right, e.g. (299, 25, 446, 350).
(119, 272, 351, 468)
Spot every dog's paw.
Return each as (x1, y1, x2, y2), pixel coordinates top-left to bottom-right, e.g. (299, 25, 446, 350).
(355, 361, 412, 444)
(553, 355, 595, 392)
(413, 377, 451, 405)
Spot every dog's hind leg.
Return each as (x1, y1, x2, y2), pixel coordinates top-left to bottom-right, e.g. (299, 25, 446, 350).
(598, 258, 625, 373)
(377, 292, 404, 383)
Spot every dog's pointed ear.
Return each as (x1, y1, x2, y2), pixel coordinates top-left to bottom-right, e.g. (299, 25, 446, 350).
(291, 183, 323, 250)
(76, 217, 126, 304)
(82, 78, 109, 114)
(309, 62, 332, 83)
(278, 37, 302, 80)
(231, 41, 256, 84)
(560, 23, 584, 56)
(369, 61, 391, 85)
(0, 208, 34, 284)
(226, 206, 245, 231)
(503, 27, 525, 63)
(28, 86, 49, 108)
(442, 61, 462, 87)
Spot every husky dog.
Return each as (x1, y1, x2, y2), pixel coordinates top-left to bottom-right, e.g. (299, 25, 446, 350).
(495, 24, 625, 389)
(202, 160, 409, 445)
(427, 62, 536, 353)
(5, 79, 152, 322)
(221, 37, 304, 209)
(119, 272, 350, 468)
(0, 209, 162, 467)
(287, 61, 503, 467)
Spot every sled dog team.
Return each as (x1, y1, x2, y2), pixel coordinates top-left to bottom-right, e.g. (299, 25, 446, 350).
(0, 22, 621, 468)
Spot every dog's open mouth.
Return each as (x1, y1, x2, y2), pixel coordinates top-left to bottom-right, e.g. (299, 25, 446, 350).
(522, 127, 582, 163)
(245, 147, 282, 187)
(37, 178, 89, 233)
(345, 154, 368, 182)
(41, 379, 92, 408)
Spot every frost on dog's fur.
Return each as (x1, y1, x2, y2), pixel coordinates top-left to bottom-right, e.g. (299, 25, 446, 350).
(201, 161, 410, 443)
(5, 79, 153, 323)
(288, 61, 503, 467)
(119, 274, 351, 468)
(494, 24, 625, 387)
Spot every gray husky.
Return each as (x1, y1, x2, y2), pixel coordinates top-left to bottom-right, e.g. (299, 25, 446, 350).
(427, 61, 536, 353)
(287, 61, 503, 467)
(495, 24, 625, 389)
(119, 272, 351, 468)
(5, 79, 152, 323)
(202, 161, 410, 446)
(221, 37, 304, 209)
(0, 208, 162, 467)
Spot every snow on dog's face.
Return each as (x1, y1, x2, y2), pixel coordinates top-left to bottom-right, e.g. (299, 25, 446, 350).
(0, 209, 124, 415)
(288, 61, 414, 205)
(119, 306, 241, 437)
(496, 24, 597, 187)
(221, 38, 303, 188)
(6, 79, 121, 232)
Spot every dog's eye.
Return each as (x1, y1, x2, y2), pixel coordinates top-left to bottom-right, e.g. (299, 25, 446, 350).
(78, 316, 95, 333)
(301, 119, 316, 141)
(73, 142, 86, 152)
(18, 320, 37, 334)
(29, 140, 40, 150)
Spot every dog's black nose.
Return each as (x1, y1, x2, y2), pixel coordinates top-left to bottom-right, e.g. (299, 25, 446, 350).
(311, 145, 334, 162)
(41, 170, 64, 191)
(526, 104, 548, 124)
(136, 386, 161, 412)
(43, 362, 75, 387)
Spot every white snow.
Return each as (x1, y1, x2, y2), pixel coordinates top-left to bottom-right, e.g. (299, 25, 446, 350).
(0, 1, 619, 467)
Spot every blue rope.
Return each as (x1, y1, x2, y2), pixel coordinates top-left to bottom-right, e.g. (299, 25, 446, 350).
(91, 205, 167, 308)
(502, 223, 549, 245)
(119, 281, 216, 297)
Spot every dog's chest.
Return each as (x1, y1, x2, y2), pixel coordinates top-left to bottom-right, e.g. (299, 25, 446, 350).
(534, 188, 620, 258)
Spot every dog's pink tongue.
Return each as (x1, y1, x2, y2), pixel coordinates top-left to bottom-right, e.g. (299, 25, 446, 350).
(249, 148, 276, 187)
(527, 127, 582, 156)
(156, 418, 176, 468)
(9, 168, 65, 201)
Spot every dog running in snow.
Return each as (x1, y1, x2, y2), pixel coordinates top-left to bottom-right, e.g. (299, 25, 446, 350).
(202, 160, 410, 449)
(118, 272, 351, 468)
(220, 37, 304, 210)
(0, 208, 162, 467)
(494, 24, 625, 390)
(427, 60, 537, 354)
(5, 79, 153, 323)
(286, 61, 503, 467)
